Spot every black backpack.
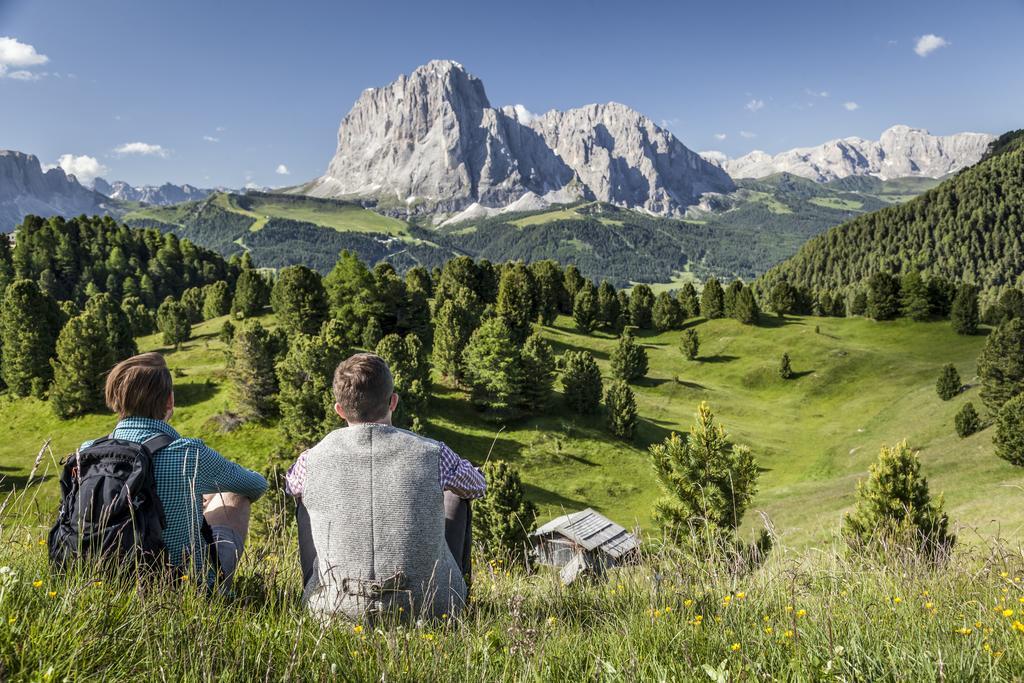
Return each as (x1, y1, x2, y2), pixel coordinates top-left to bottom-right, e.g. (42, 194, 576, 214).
(48, 433, 173, 571)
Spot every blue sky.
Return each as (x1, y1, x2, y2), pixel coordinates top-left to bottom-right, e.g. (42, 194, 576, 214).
(1, 0, 1021, 188)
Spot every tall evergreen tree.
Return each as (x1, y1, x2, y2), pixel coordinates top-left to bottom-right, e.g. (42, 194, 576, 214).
(121, 295, 155, 336)
(650, 402, 759, 541)
(1, 279, 60, 397)
(276, 332, 341, 450)
(180, 286, 205, 324)
(519, 334, 555, 414)
(652, 292, 683, 331)
(528, 260, 565, 326)
(700, 277, 725, 319)
(842, 440, 954, 557)
(998, 288, 1024, 322)
(678, 282, 699, 319)
(604, 380, 638, 440)
(404, 266, 433, 298)
(724, 279, 744, 318)
(610, 332, 649, 383)
(681, 328, 699, 360)
(376, 333, 431, 428)
(900, 271, 931, 322)
(361, 317, 383, 350)
(49, 309, 109, 418)
(562, 265, 585, 314)
(936, 364, 962, 401)
(324, 250, 378, 344)
(850, 290, 868, 317)
(572, 284, 599, 333)
(867, 272, 901, 321)
(561, 350, 603, 414)
(733, 287, 759, 325)
(157, 298, 191, 350)
(229, 320, 280, 421)
(629, 284, 655, 328)
(495, 262, 535, 342)
(994, 394, 1024, 467)
(473, 461, 538, 564)
(231, 269, 270, 319)
(432, 287, 481, 382)
(202, 280, 232, 320)
(271, 265, 329, 336)
(951, 284, 980, 335)
(461, 316, 524, 414)
(978, 318, 1024, 412)
(596, 281, 620, 330)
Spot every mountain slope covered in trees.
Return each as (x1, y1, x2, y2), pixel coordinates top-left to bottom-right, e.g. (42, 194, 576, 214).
(759, 141, 1024, 301)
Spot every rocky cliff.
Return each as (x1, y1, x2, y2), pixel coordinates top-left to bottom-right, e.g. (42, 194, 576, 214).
(0, 150, 115, 231)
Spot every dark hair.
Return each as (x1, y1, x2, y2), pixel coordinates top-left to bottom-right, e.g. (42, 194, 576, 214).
(105, 352, 174, 420)
(332, 353, 394, 423)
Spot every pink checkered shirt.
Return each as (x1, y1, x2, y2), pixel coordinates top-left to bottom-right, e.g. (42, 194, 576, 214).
(285, 439, 486, 500)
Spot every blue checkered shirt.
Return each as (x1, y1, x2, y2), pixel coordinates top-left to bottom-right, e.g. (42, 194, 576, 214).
(82, 417, 268, 580)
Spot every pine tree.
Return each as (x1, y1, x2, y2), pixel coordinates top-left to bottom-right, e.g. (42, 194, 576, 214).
(900, 271, 931, 322)
(361, 317, 383, 350)
(724, 280, 744, 318)
(649, 402, 759, 540)
(432, 288, 481, 382)
(121, 295, 156, 336)
(779, 352, 793, 379)
(610, 332, 648, 383)
(324, 250, 378, 343)
(700, 277, 725, 319)
(461, 316, 524, 414)
(652, 292, 683, 331)
(219, 320, 235, 347)
(850, 290, 868, 317)
(85, 293, 137, 363)
(180, 286, 205, 324)
(474, 461, 538, 564)
(604, 380, 638, 440)
(404, 266, 433, 298)
(528, 260, 564, 326)
(733, 287, 759, 325)
(615, 290, 631, 331)
(229, 320, 280, 421)
(231, 269, 270, 319)
(519, 334, 555, 414)
(867, 272, 901, 321)
(842, 440, 954, 557)
(271, 265, 329, 336)
(998, 288, 1024, 322)
(936, 364, 962, 401)
(562, 265, 585, 313)
(157, 298, 191, 350)
(376, 333, 431, 427)
(955, 402, 982, 438)
(994, 394, 1024, 466)
(0, 279, 60, 397)
(678, 282, 699, 319)
(681, 328, 699, 360)
(50, 309, 109, 418)
(629, 284, 655, 328)
(495, 262, 535, 342)
(572, 285, 599, 333)
(202, 280, 232, 319)
(978, 318, 1024, 412)
(561, 350, 603, 414)
(596, 281, 620, 330)
(951, 284, 980, 335)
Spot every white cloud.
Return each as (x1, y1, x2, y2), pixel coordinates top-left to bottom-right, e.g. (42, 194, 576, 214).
(216, 126, 227, 132)
(739, 130, 757, 139)
(275, 164, 290, 175)
(915, 34, 949, 57)
(506, 104, 536, 124)
(203, 135, 220, 143)
(0, 36, 49, 80)
(843, 101, 860, 111)
(244, 182, 260, 190)
(714, 133, 727, 141)
(745, 98, 765, 112)
(53, 154, 108, 185)
(114, 142, 169, 158)
(805, 89, 829, 98)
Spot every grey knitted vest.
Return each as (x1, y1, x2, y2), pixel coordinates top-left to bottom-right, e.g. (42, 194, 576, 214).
(301, 423, 466, 622)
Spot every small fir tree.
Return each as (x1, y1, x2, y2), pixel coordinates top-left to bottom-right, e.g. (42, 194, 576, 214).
(202, 281, 232, 320)
(936, 364, 962, 401)
(678, 283, 699, 319)
(229, 320, 280, 421)
(219, 320, 235, 347)
(528, 260, 564, 326)
(432, 289, 481, 382)
(681, 328, 699, 360)
(231, 269, 270, 318)
(596, 280, 621, 331)
(604, 380, 638, 440)
(519, 334, 555, 414)
(276, 332, 342, 450)
(850, 290, 868, 317)
(610, 332, 649, 383)
(867, 272, 901, 321)
(977, 318, 1024, 412)
(779, 352, 793, 379)
(495, 262, 536, 342)
(842, 440, 954, 557)
(900, 271, 932, 322)
(375, 333, 431, 427)
(0, 279, 61, 397)
(157, 298, 191, 350)
(700, 277, 725, 319)
(271, 265, 329, 336)
(561, 350, 603, 414)
(769, 280, 798, 318)
(49, 309, 109, 418)
(180, 287, 205, 324)
(474, 460, 538, 564)
(733, 286, 759, 325)
(361, 317, 383, 350)
(562, 265, 585, 313)
(994, 394, 1024, 466)
(955, 402, 982, 438)
(572, 285, 599, 333)
(629, 284, 655, 329)
(950, 284, 980, 335)
(652, 292, 683, 331)
(461, 317, 524, 414)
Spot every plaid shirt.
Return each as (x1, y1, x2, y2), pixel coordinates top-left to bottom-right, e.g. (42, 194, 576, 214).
(83, 417, 268, 580)
(285, 434, 486, 500)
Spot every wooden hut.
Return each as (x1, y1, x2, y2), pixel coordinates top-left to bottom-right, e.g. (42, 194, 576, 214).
(531, 508, 640, 584)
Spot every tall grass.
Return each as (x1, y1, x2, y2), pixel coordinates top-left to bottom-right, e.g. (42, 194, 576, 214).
(1, 472, 1023, 681)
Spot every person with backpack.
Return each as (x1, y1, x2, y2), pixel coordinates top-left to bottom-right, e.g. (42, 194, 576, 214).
(49, 352, 267, 588)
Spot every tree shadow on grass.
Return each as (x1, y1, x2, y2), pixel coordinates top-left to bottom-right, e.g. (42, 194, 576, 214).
(634, 376, 670, 388)
(672, 378, 708, 390)
(174, 380, 218, 407)
(700, 354, 739, 364)
(546, 337, 611, 361)
(524, 482, 589, 514)
(0, 465, 51, 490)
(788, 370, 815, 380)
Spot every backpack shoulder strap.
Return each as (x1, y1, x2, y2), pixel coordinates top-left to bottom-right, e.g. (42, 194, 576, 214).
(140, 433, 174, 455)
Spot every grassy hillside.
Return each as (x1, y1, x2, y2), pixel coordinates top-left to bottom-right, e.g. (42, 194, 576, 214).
(3, 310, 1020, 548)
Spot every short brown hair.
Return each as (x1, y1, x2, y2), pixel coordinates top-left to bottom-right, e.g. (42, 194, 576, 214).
(105, 352, 174, 420)
(333, 353, 394, 423)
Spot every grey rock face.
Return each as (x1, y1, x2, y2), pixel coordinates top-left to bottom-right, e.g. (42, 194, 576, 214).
(0, 150, 114, 231)
(303, 61, 732, 216)
(704, 125, 995, 181)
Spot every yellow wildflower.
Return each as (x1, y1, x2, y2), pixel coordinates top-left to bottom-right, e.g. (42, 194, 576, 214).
(421, 633, 435, 641)
(683, 599, 693, 607)
(976, 621, 984, 628)
(796, 609, 807, 618)
(1012, 620, 1024, 633)
(38, 539, 45, 546)
(664, 606, 672, 613)
(784, 630, 794, 638)
(735, 592, 746, 600)
(925, 602, 934, 610)
(180, 575, 190, 582)
(765, 626, 773, 635)
(546, 616, 557, 626)
(1001, 571, 1009, 578)
(92, 581, 103, 587)
(7, 617, 15, 624)
(47, 591, 56, 598)
(957, 627, 973, 635)
(785, 605, 794, 613)
(892, 597, 902, 604)
(1003, 609, 1014, 618)
(730, 643, 741, 652)
(32, 580, 43, 588)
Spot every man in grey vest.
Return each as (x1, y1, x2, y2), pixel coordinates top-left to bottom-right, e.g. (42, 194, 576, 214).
(285, 353, 486, 622)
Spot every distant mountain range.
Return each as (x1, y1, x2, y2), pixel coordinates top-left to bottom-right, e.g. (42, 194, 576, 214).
(296, 60, 735, 218)
(92, 178, 213, 205)
(701, 125, 994, 182)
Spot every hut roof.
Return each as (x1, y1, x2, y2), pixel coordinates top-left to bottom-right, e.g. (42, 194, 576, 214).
(532, 508, 639, 559)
